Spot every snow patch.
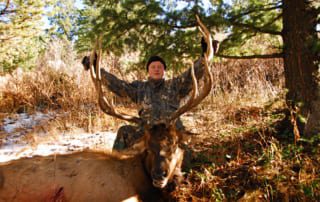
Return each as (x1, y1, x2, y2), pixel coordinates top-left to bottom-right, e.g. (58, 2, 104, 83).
(2, 112, 54, 134)
(0, 112, 118, 163)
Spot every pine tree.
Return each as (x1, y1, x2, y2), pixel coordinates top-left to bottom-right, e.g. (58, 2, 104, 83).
(216, 0, 319, 136)
(47, 0, 79, 41)
(0, 0, 53, 72)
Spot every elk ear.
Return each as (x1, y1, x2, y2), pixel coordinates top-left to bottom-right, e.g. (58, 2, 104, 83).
(120, 135, 147, 156)
(130, 135, 147, 154)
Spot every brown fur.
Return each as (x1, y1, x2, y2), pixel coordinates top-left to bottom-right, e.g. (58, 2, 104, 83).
(0, 151, 162, 202)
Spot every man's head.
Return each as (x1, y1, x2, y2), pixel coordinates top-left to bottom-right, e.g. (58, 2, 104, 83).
(146, 56, 166, 80)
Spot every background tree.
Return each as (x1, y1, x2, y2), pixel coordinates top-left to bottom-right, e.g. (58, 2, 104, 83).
(0, 0, 53, 73)
(213, 0, 319, 136)
(47, 0, 79, 41)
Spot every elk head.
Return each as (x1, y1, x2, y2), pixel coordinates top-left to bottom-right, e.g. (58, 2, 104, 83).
(88, 15, 213, 189)
(142, 123, 184, 188)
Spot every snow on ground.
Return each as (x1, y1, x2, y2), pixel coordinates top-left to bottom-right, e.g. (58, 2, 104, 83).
(2, 112, 55, 136)
(0, 112, 117, 163)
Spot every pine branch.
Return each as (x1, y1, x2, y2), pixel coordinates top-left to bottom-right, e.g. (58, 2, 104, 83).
(216, 52, 284, 59)
(231, 21, 282, 35)
(229, 4, 282, 21)
(227, 3, 282, 35)
(145, 20, 196, 29)
(261, 13, 282, 28)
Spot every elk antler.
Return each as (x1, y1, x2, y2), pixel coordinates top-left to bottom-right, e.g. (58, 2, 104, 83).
(168, 15, 213, 122)
(89, 37, 141, 124)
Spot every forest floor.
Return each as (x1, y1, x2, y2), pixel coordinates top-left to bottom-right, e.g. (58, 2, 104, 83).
(0, 59, 319, 201)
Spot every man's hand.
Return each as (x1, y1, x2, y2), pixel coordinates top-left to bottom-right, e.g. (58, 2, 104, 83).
(81, 53, 97, 71)
(201, 37, 219, 56)
(81, 56, 90, 71)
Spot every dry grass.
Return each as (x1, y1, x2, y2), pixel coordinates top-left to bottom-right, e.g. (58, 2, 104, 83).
(169, 59, 320, 201)
(0, 40, 135, 135)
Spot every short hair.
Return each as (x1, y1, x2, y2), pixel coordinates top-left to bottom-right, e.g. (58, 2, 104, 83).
(146, 55, 167, 71)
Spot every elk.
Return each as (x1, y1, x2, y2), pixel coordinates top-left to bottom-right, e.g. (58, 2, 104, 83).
(0, 16, 213, 201)
(0, 151, 160, 202)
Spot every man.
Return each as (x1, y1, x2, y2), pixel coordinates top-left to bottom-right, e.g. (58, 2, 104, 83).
(82, 38, 218, 150)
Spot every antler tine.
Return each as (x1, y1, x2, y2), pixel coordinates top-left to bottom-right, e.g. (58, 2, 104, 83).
(168, 61, 199, 122)
(195, 15, 213, 61)
(189, 54, 213, 109)
(90, 36, 141, 124)
(168, 15, 213, 123)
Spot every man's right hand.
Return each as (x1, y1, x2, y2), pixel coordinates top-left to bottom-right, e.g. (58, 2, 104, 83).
(201, 37, 219, 56)
(81, 56, 90, 71)
(81, 53, 97, 71)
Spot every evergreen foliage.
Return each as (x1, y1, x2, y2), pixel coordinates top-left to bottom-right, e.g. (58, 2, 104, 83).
(218, 0, 283, 57)
(75, 0, 215, 71)
(0, 0, 53, 72)
(73, 0, 286, 70)
(47, 0, 79, 41)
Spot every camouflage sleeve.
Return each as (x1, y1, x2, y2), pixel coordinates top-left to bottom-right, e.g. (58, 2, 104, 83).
(100, 68, 139, 102)
(175, 58, 205, 99)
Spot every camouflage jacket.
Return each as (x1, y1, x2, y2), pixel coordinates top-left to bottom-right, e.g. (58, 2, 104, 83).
(100, 58, 205, 127)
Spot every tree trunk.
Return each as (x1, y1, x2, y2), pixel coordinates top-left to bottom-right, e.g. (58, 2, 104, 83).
(282, 0, 319, 136)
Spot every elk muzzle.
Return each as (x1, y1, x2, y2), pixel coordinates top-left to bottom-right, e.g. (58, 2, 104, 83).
(147, 146, 184, 189)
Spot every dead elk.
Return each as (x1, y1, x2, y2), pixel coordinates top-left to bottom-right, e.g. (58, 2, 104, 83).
(0, 151, 160, 202)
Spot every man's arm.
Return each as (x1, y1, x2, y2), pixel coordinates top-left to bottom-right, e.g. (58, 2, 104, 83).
(82, 56, 139, 102)
(100, 69, 139, 101)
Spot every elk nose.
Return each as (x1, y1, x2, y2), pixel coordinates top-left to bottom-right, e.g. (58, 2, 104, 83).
(152, 170, 167, 180)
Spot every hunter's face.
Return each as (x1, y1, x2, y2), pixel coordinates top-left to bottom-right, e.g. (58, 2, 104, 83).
(148, 61, 165, 80)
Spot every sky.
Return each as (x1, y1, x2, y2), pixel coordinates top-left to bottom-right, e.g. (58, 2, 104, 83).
(75, 0, 84, 9)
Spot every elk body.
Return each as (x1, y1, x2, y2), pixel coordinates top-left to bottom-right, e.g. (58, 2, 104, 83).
(0, 124, 184, 201)
(0, 151, 160, 202)
(0, 16, 214, 201)
(0, 123, 184, 202)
